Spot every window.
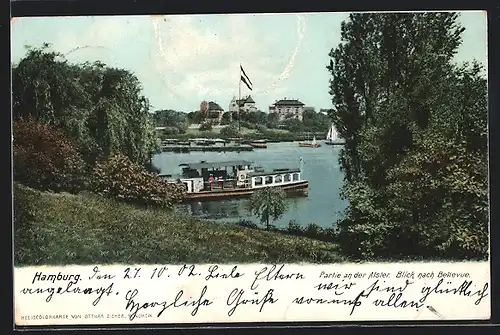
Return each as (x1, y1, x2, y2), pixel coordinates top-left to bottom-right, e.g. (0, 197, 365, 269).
(275, 175, 282, 183)
(265, 176, 273, 185)
(254, 177, 263, 186)
(293, 173, 299, 181)
(284, 174, 291, 182)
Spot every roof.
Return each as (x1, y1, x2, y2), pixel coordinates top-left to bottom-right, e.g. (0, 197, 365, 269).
(248, 168, 300, 177)
(244, 95, 255, 103)
(237, 95, 255, 106)
(208, 101, 224, 111)
(273, 99, 305, 106)
(180, 160, 253, 170)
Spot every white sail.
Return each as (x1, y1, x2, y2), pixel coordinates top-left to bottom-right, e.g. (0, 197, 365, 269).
(327, 123, 338, 142)
(312, 136, 317, 145)
(330, 124, 338, 141)
(326, 127, 332, 140)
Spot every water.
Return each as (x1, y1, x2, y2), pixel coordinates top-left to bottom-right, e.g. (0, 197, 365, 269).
(152, 142, 348, 229)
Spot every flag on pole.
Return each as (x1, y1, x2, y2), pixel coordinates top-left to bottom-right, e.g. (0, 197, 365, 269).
(240, 65, 253, 91)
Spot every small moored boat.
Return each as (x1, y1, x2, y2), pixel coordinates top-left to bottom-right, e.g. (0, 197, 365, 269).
(250, 141, 267, 148)
(298, 136, 321, 148)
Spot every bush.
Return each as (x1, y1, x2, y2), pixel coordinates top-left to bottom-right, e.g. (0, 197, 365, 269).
(256, 125, 268, 134)
(240, 121, 256, 129)
(220, 125, 239, 138)
(91, 153, 186, 208)
(13, 117, 88, 193)
(287, 220, 302, 234)
(237, 219, 259, 229)
(199, 123, 213, 131)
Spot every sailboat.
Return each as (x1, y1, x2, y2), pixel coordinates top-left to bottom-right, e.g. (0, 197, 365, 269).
(298, 133, 321, 148)
(325, 123, 345, 145)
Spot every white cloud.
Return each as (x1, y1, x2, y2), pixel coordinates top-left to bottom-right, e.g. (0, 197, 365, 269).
(148, 14, 306, 110)
(38, 14, 306, 111)
(55, 16, 140, 55)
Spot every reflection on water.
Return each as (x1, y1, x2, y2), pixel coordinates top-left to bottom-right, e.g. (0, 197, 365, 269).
(153, 142, 348, 229)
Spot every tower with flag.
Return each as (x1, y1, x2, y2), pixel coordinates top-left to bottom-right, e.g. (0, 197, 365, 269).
(239, 64, 253, 132)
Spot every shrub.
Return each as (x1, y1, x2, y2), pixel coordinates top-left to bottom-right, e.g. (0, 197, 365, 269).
(256, 125, 268, 134)
(237, 219, 259, 229)
(240, 121, 256, 129)
(199, 123, 213, 131)
(13, 117, 88, 193)
(220, 125, 239, 138)
(287, 220, 302, 234)
(305, 223, 321, 237)
(91, 153, 186, 208)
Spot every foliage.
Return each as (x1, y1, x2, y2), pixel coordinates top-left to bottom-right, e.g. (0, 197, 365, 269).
(281, 118, 304, 133)
(13, 183, 345, 265)
(267, 112, 279, 128)
(199, 122, 213, 131)
(13, 117, 88, 193)
(220, 112, 232, 125)
(220, 124, 240, 138)
(239, 110, 268, 124)
(152, 109, 188, 134)
(248, 187, 288, 230)
(187, 110, 203, 124)
(12, 45, 158, 165)
(90, 153, 185, 209)
(303, 109, 331, 132)
(327, 12, 488, 260)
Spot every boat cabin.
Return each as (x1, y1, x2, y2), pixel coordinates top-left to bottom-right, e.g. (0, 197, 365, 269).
(164, 160, 304, 194)
(248, 168, 302, 188)
(174, 160, 254, 193)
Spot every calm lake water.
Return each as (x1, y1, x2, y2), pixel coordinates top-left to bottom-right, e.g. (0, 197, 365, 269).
(152, 142, 348, 229)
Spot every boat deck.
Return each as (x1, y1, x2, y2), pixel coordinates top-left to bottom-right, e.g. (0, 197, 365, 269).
(183, 180, 309, 200)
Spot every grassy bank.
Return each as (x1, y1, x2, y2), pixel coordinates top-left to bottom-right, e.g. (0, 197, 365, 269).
(14, 184, 345, 266)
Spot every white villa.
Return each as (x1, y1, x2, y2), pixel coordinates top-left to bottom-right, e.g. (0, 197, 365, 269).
(268, 98, 306, 121)
(229, 95, 257, 113)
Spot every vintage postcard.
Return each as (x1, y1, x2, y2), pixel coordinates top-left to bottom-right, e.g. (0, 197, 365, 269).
(11, 11, 490, 326)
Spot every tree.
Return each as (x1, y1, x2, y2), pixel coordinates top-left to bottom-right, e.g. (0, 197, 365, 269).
(220, 112, 232, 125)
(266, 112, 279, 128)
(152, 109, 188, 133)
(282, 118, 304, 133)
(220, 124, 239, 138)
(199, 122, 213, 131)
(248, 187, 288, 230)
(303, 110, 331, 132)
(327, 12, 488, 259)
(12, 45, 158, 165)
(187, 111, 203, 124)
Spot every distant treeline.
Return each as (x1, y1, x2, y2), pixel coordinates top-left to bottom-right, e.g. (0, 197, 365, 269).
(151, 108, 332, 136)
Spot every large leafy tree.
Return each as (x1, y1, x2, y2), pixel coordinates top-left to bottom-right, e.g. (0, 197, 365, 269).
(12, 44, 158, 165)
(327, 12, 488, 259)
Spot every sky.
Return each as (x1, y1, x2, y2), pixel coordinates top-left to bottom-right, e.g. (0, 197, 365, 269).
(11, 11, 487, 112)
